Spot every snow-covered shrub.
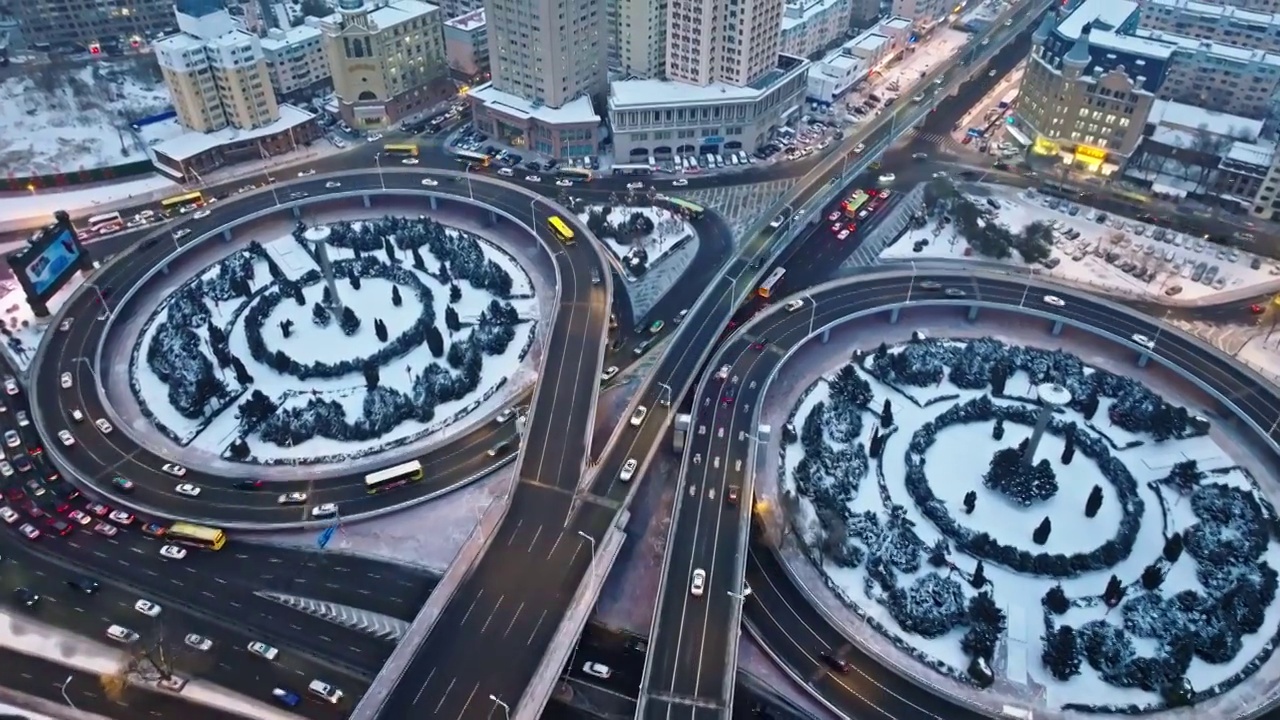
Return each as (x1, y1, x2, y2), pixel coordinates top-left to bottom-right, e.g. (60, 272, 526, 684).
(947, 338, 1006, 390)
(1184, 483, 1270, 568)
(885, 572, 968, 639)
(1042, 624, 1083, 680)
(982, 445, 1059, 506)
(961, 590, 1006, 661)
(1079, 620, 1136, 674)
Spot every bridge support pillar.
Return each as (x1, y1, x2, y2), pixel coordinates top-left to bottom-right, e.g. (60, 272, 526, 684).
(160, 264, 170, 275)
(429, 195, 439, 211)
(889, 307, 900, 324)
(1137, 353, 1150, 368)
(487, 209, 499, 227)
(362, 195, 372, 208)
(1051, 320, 1063, 336)
(967, 305, 979, 322)
(291, 205, 302, 219)
(222, 229, 233, 243)
(820, 328, 830, 344)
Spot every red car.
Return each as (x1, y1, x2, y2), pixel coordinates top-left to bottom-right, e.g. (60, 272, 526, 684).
(46, 519, 73, 536)
(5, 488, 23, 503)
(751, 339, 768, 350)
(1251, 303, 1264, 314)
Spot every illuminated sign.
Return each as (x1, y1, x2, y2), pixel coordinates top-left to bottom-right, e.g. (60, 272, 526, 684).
(1074, 145, 1107, 161)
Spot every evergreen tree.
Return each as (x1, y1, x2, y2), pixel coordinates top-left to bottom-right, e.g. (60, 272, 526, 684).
(340, 306, 361, 336)
(963, 490, 977, 514)
(363, 363, 380, 388)
(970, 560, 986, 589)
(445, 305, 461, 333)
(1141, 563, 1166, 591)
(868, 427, 882, 458)
(1041, 625, 1082, 681)
(1043, 584, 1069, 615)
(989, 363, 1008, 395)
(349, 272, 362, 290)
(1081, 393, 1100, 421)
(227, 438, 251, 460)
(383, 236, 397, 262)
(1103, 574, 1126, 608)
(322, 285, 333, 305)
(391, 285, 403, 307)
(426, 325, 445, 357)
(1163, 532, 1184, 563)
(927, 538, 950, 568)
(881, 398, 894, 427)
(1085, 484, 1103, 518)
(279, 319, 292, 339)
(992, 418, 1005, 440)
(231, 356, 253, 385)
(375, 318, 389, 342)
(1032, 516, 1052, 545)
(438, 260, 451, 283)
(411, 246, 426, 270)
(312, 302, 329, 327)
(449, 282, 462, 303)
(1061, 428, 1076, 464)
(1163, 460, 1203, 496)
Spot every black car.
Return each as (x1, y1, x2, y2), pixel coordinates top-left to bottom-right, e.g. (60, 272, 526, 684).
(13, 587, 39, 607)
(66, 577, 100, 594)
(819, 652, 850, 673)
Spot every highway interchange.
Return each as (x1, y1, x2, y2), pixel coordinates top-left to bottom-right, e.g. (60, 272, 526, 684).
(5, 5, 1280, 720)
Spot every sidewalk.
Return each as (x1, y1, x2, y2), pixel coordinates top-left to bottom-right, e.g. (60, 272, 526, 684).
(0, 611, 305, 720)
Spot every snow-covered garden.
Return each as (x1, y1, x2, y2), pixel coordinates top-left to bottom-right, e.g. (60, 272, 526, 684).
(577, 204, 694, 279)
(780, 335, 1280, 713)
(128, 216, 538, 465)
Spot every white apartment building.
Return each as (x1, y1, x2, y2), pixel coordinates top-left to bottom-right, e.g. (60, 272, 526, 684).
(891, 0, 948, 29)
(780, 0, 853, 60)
(1139, 0, 1280, 55)
(260, 21, 333, 103)
(617, 0, 667, 78)
(666, 0, 785, 87)
(806, 16, 910, 102)
(442, 8, 488, 79)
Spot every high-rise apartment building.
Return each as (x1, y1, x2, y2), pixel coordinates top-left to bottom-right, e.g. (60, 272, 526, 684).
(261, 21, 334, 104)
(890, 0, 948, 29)
(780, 0, 854, 59)
(466, 0, 606, 157)
(319, 0, 452, 129)
(443, 8, 489, 80)
(617, 0, 668, 78)
(9, 0, 175, 53)
(609, 0, 809, 161)
(1138, 0, 1280, 55)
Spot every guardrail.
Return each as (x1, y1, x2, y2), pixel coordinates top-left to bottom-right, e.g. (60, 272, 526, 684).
(728, 266, 1280, 720)
(29, 170, 595, 531)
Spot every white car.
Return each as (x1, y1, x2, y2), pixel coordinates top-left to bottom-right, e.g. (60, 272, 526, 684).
(0, 507, 18, 524)
(248, 641, 279, 660)
(714, 364, 732, 381)
(1131, 333, 1156, 350)
(400, 158, 420, 165)
(108, 510, 134, 525)
(582, 662, 612, 679)
(324, 181, 342, 188)
(15, 411, 28, 428)
(525, 175, 542, 182)
(162, 463, 187, 477)
(95, 418, 113, 434)
(70, 408, 84, 422)
(3, 430, 17, 448)
(691, 568, 706, 597)
(932, 171, 948, 179)
(159, 545, 187, 560)
(175, 483, 201, 497)
(785, 299, 805, 312)
(853, 143, 866, 154)
(106, 625, 139, 643)
(630, 406, 649, 427)
(626, 182, 645, 191)
(555, 179, 573, 187)
(495, 407, 518, 424)
(134, 599, 162, 617)
(311, 503, 338, 519)
(297, 169, 316, 177)
(1043, 295, 1066, 307)
(601, 366, 620, 382)
(620, 458, 638, 482)
(57, 430, 74, 447)
(193, 209, 212, 219)
(93, 522, 118, 537)
(672, 179, 688, 187)
(3, 378, 17, 395)
(877, 173, 896, 184)
(420, 178, 439, 186)
(498, 167, 515, 177)
(278, 492, 308, 505)
(366, 133, 383, 142)
(0, 462, 12, 477)
(59, 319, 73, 332)
(173, 228, 191, 240)
(185, 634, 213, 651)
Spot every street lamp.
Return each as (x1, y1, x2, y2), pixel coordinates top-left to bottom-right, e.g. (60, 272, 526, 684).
(489, 694, 511, 720)
(60, 675, 75, 709)
(464, 163, 476, 201)
(905, 260, 918, 304)
(727, 585, 753, 602)
(374, 153, 386, 190)
(802, 292, 817, 336)
(73, 357, 101, 386)
(657, 382, 672, 407)
(85, 282, 109, 309)
(1018, 266, 1034, 307)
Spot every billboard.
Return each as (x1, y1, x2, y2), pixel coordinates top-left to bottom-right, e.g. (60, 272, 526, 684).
(7, 211, 89, 318)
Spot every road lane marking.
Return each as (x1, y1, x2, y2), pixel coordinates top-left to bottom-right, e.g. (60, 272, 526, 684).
(432, 677, 456, 713)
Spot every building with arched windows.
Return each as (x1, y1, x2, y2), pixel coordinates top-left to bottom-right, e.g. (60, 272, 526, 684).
(319, 0, 453, 130)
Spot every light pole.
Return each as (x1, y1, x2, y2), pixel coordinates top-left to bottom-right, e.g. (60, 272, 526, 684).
(727, 585, 753, 602)
(657, 382, 672, 407)
(905, 260, 918, 304)
(464, 164, 476, 200)
(530, 197, 539, 227)
(85, 282, 109, 308)
(803, 292, 816, 336)
(489, 694, 511, 720)
(1019, 266, 1034, 307)
(60, 675, 75, 709)
(374, 153, 386, 190)
(73, 357, 101, 386)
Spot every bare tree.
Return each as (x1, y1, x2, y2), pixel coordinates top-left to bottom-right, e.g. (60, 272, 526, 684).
(1189, 124, 1235, 194)
(98, 633, 180, 701)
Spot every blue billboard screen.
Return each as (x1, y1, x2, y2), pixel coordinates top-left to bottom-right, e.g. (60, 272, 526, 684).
(25, 227, 81, 296)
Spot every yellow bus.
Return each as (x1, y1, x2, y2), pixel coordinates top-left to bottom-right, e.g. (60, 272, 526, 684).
(758, 267, 786, 298)
(383, 143, 419, 157)
(547, 216, 576, 244)
(166, 522, 227, 550)
(455, 150, 491, 167)
(160, 191, 204, 209)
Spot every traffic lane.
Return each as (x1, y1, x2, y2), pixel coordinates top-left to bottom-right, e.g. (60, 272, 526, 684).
(17, 530, 391, 674)
(0, 555, 367, 715)
(379, 489, 610, 719)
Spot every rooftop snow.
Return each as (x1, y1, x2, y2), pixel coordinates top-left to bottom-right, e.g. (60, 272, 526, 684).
(1137, 28, 1280, 66)
(610, 56, 807, 110)
(445, 7, 486, 30)
(1144, 0, 1280, 28)
(1148, 99, 1264, 140)
(470, 82, 600, 126)
(782, 0, 849, 31)
(1225, 139, 1275, 167)
(260, 24, 322, 52)
(368, 0, 439, 29)
(1056, 0, 1139, 40)
(152, 104, 318, 161)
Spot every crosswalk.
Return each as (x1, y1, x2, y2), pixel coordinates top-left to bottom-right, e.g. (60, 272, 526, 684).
(675, 178, 798, 242)
(907, 128, 971, 154)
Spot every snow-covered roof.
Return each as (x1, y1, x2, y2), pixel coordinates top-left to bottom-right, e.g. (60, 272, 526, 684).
(1225, 139, 1275, 168)
(260, 24, 322, 52)
(1137, 28, 1280, 67)
(1144, 0, 1280, 29)
(470, 82, 600, 126)
(781, 0, 849, 31)
(444, 8, 485, 30)
(1147, 99, 1264, 140)
(368, 0, 439, 29)
(880, 16, 911, 32)
(1056, 0, 1139, 40)
(610, 56, 808, 110)
(1149, 125, 1196, 149)
(152, 104, 317, 161)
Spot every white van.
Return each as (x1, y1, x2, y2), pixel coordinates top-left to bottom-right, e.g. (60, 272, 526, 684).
(308, 679, 344, 704)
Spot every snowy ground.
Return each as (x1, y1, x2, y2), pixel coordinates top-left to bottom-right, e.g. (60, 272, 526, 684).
(778, 333, 1280, 712)
(0, 275, 86, 375)
(0, 62, 171, 176)
(881, 183, 1280, 302)
(0, 174, 182, 229)
(127, 220, 540, 465)
(576, 204, 695, 280)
